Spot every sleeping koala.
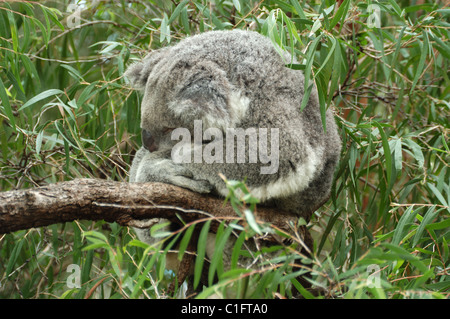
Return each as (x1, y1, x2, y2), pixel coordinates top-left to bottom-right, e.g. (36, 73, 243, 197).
(125, 30, 341, 270)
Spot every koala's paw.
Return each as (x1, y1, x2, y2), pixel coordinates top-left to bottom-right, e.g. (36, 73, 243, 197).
(166, 163, 213, 193)
(137, 156, 213, 194)
(170, 175, 213, 194)
(167, 165, 213, 193)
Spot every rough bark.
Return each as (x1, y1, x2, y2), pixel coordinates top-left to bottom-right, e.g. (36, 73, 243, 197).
(0, 178, 300, 236)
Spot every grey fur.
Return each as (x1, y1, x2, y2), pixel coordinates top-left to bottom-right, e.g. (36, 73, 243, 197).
(126, 30, 341, 260)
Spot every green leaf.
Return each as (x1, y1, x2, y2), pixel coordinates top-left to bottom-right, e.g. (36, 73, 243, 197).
(169, 0, 189, 24)
(127, 239, 150, 249)
(382, 243, 428, 273)
(301, 34, 322, 111)
(327, 40, 342, 105)
(150, 221, 172, 238)
(178, 224, 196, 261)
(315, 36, 336, 77)
(180, 6, 190, 35)
(309, 18, 322, 36)
(209, 223, 234, 284)
(427, 183, 450, 213)
(232, 0, 241, 13)
(290, 0, 307, 19)
(392, 206, 419, 246)
(403, 138, 425, 169)
(373, 121, 393, 188)
(131, 246, 161, 298)
(19, 89, 64, 111)
(46, 6, 64, 31)
(410, 30, 429, 94)
(5, 69, 26, 102)
(387, 0, 403, 17)
(6, 237, 25, 276)
(35, 130, 44, 155)
(77, 82, 98, 108)
(60, 64, 84, 81)
(387, 26, 406, 83)
(391, 137, 403, 173)
(429, 31, 450, 59)
(426, 218, 450, 231)
(412, 206, 438, 247)
(0, 77, 16, 131)
(160, 13, 170, 43)
(243, 209, 262, 235)
(314, 74, 328, 132)
(318, 210, 342, 254)
(280, 10, 302, 47)
(231, 231, 246, 269)
(291, 279, 315, 299)
(98, 41, 122, 55)
(7, 11, 18, 52)
(20, 55, 40, 87)
(194, 220, 211, 289)
(84, 230, 108, 242)
(39, 4, 52, 44)
(33, 17, 49, 45)
(330, 0, 350, 29)
(83, 242, 109, 251)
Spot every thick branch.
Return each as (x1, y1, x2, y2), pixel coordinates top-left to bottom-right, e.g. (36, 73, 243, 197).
(0, 178, 299, 235)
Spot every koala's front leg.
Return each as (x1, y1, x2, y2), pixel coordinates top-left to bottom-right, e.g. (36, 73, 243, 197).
(129, 147, 213, 194)
(129, 147, 213, 263)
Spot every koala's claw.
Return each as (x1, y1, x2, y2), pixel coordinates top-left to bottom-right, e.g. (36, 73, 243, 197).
(131, 152, 213, 194)
(168, 176, 213, 194)
(168, 163, 194, 178)
(190, 179, 213, 194)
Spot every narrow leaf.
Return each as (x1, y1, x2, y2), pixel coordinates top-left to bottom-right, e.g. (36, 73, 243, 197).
(232, 0, 241, 13)
(412, 206, 438, 247)
(373, 121, 393, 188)
(194, 220, 211, 289)
(392, 206, 419, 246)
(19, 89, 64, 111)
(330, 0, 350, 29)
(403, 138, 425, 169)
(0, 77, 16, 130)
(178, 224, 196, 261)
(244, 209, 262, 235)
(427, 183, 450, 213)
(36, 130, 44, 155)
(169, 0, 189, 24)
(410, 30, 428, 93)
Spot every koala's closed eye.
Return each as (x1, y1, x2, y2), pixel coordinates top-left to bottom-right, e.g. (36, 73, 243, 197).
(141, 129, 158, 152)
(163, 127, 175, 134)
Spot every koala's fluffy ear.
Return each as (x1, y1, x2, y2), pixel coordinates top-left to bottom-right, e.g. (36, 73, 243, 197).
(124, 60, 147, 90)
(124, 48, 169, 90)
(170, 61, 231, 128)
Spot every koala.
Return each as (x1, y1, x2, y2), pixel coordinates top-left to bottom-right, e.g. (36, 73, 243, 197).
(125, 30, 341, 272)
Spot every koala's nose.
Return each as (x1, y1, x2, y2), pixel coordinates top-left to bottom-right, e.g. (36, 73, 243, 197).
(142, 129, 158, 152)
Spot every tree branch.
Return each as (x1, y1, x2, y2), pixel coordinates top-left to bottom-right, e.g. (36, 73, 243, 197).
(0, 178, 300, 236)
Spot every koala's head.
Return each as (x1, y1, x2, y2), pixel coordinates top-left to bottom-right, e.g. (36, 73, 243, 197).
(125, 39, 251, 152)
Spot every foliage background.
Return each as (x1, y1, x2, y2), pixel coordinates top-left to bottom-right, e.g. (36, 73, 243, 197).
(0, 0, 448, 299)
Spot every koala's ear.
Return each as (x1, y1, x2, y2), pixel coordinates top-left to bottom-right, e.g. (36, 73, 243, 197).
(170, 61, 231, 128)
(124, 48, 169, 90)
(124, 60, 147, 90)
